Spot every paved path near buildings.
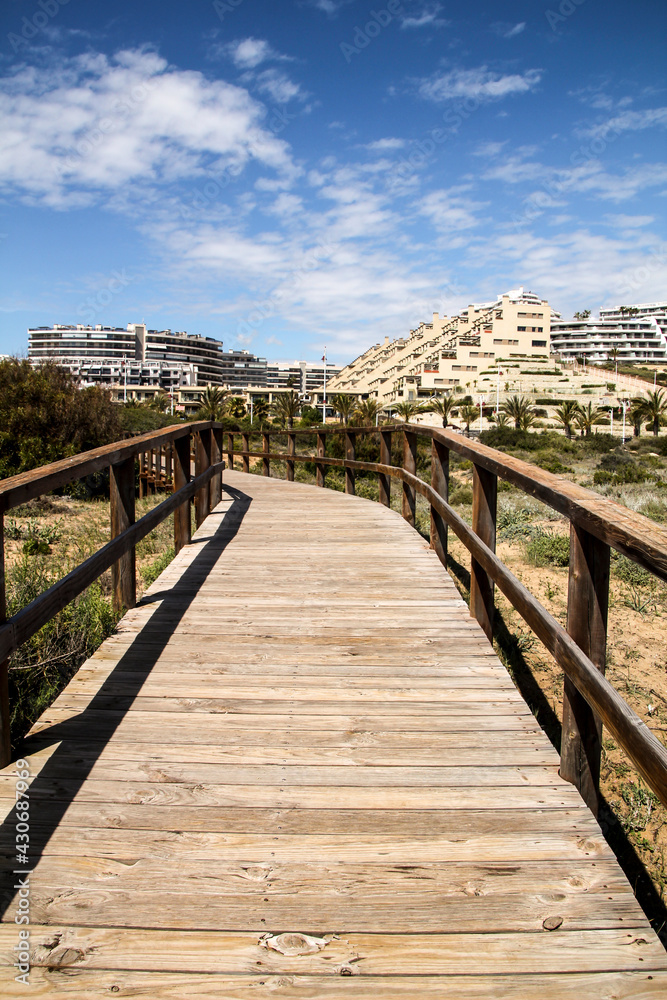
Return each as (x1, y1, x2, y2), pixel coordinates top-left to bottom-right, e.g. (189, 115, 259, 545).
(1, 470, 665, 997)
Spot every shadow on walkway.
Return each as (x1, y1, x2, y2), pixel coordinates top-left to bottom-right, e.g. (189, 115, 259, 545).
(0, 484, 252, 919)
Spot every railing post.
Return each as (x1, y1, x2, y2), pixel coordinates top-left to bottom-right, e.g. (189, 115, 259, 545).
(226, 432, 234, 472)
(210, 426, 223, 511)
(379, 429, 392, 507)
(195, 428, 212, 527)
(286, 432, 295, 481)
(430, 438, 449, 568)
(262, 433, 270, 477)
(402, 428, 417, 526)
(345, 430, 356, 495)
(242, 432, 250, 474)
(560, 525, 610, 815)
(0, 514, 10, 767)
(138, 452, 147, 499)
(316, 431, 326, 487)
(173, 434, 191, 554)
(147, 449, 155, 495)
(110, 456, 136, 614)
(470, 463, 497, 643)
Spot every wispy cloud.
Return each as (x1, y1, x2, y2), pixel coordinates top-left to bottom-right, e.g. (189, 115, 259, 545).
(491, 22, 526, 39)
(418, 66, 542, 103)
(582, 106, 667, 140)
(364, 137, 406, 151)
(224, 37, 284, 70)
(401, 4, 448, 29)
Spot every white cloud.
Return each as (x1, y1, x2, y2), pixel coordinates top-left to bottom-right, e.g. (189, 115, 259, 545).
(418, 188, 485, 231)
(491, 22, 526, 39)
(583, 107, 667, 140)
(418, 66, 542, 103)
(254, 68, 306, 104)
(472, 140, 507, 157)
(303, 0, 353, 14)
(364, 137, 406, 151)
(0, 49, 297, 208)
(226, 38, 276, 70)
(401, 4, 448, 29)
(604, 214, 655, 229)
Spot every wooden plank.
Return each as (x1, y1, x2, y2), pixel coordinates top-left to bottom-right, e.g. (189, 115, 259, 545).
(0, 925, 664, 975)
(2, 969, 665, 999)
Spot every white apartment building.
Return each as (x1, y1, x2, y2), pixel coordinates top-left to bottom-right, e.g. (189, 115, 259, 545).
(550, 301, 667, 364)
(28, 323, 228, 386)
(323, 288, 552, 407)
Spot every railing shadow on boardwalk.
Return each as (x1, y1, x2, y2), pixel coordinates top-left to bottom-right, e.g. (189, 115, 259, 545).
(0, 484, 252, 921)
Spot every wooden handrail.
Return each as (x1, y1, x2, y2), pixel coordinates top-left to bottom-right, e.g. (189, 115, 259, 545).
(0, 421, 224, 766)
(230, 424, 667, 814)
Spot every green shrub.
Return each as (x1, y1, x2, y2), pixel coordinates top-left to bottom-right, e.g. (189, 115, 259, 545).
(141, 547, 175, 588)
(533, 449, 574, 475)
(7, 557, 119, 744)
(450, 485, 473, 505)
(525, 531, 570, 567)
(497, 506, 536, 542)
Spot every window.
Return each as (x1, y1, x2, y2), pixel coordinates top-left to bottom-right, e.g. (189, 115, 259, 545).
(532, 340, 547, 347)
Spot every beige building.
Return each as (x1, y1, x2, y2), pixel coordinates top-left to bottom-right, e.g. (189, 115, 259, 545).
(321, 287, 553, 408)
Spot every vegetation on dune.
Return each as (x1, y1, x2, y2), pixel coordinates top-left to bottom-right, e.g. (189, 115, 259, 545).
(0, 358, 120, 478)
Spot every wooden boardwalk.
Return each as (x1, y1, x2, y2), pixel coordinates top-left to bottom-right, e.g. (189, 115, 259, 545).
(1, 469, 666, 997)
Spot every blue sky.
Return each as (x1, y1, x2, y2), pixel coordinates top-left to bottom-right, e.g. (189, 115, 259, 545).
(0, 0, 665, 364)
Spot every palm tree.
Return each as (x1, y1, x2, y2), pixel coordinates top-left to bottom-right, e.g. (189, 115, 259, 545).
(271, 390, 301, 430)
(148, 389, 170, 413)
(629, 398, 645, 438)
(353, 397, 382, 426)
(227, 397, 247, 419)
(331, 393, 356, 426)
(426, 394, 457, 428)
(554, 400, 581, 439)
(500, 394, 534, 430)
(394, 400, 423, 422)
(197, 385, 228, 421)
(574, 401, 603, 437)
(459, 404, 478, 437)
(251, 397, 270, 424)
(494, 411, 510, 428)
(635, 389, 667, 436)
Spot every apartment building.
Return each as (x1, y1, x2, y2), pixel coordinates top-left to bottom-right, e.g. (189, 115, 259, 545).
(323, 288, 552, 407)
(29, 323, 228, 386)
(551, 301, 667, 364)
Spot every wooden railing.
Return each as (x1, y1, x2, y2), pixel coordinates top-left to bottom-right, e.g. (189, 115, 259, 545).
(226, 423, 667, 815)
(0, 422, 224, 767)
